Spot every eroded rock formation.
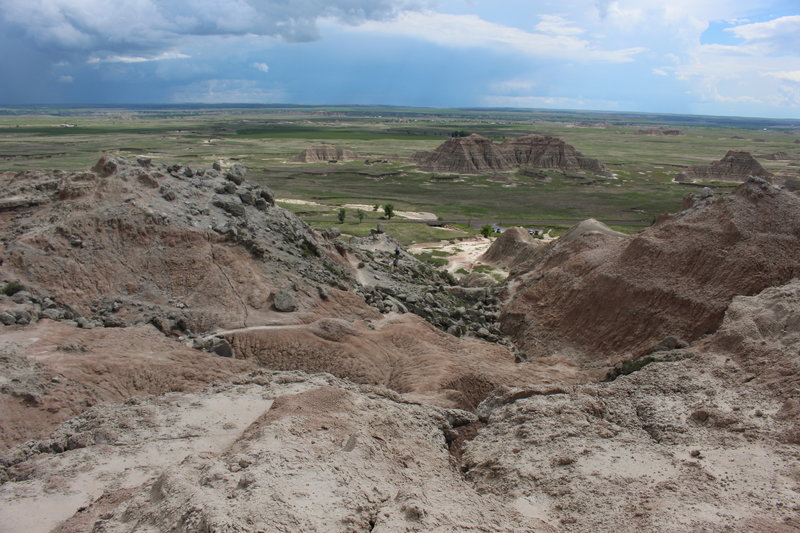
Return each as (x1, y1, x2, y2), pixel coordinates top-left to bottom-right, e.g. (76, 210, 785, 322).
(500, 135, 610, 175)
(413, 134, 609, 175)
(291, 143, 357, 163)
(3, 155, 800, 533)
(479, 226, 547, 270)
(466, 280, 800, 531)
(756, 151, 793, 160)
(499, 178, 800, 363)
(412, 134, 510, 174)
(678, 150, 772, 182)
(0, 156, 584, 450)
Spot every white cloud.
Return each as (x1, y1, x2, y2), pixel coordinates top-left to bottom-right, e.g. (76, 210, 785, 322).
(58, 75, 74, 83)
(726, 15, 800, 54)
(534, 14, 584, 36)
(770, 70, 800, 83)
(728, 15, 800, 41)
(352, 11, 645, 63)
(667, 13, 800, 108)
(596, 0, 745, 25)
(483, 94, 624, 110)
(87, 51, 190, 64)
(252, 62, 270, 73)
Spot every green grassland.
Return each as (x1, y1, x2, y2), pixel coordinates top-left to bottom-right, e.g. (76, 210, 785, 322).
(309, 220, 476, 246)
(1, 104, 799, 242)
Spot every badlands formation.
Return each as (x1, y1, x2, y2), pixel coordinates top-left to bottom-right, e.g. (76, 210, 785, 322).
(413, 134, 609, 175)
(0, 156, 799, 532)
(291, 144, 358, 163)
(678, 150, 773, 183)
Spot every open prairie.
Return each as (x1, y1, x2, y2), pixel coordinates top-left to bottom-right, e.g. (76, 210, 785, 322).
(2, 105, 799, 241)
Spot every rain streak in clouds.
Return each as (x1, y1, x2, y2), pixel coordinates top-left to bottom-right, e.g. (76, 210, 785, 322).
(0, 0, 798, 118)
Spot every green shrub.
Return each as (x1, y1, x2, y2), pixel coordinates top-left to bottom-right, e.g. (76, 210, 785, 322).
(413, 252, 448, 267)
(2, 281, 24, 296)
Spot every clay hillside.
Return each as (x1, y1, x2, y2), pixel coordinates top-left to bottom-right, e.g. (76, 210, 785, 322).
(677, 150, 773, 182)
(291, 143, 357, 163)
(413, 133, 609, 175)
(757, 151, 793, 160)
(2, 157, 800, 532)
(412, 134, 509, 174)
(489, 178, 800, 364)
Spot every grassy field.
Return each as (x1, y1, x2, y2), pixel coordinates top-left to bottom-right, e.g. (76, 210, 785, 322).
(2, 104, 798, 241)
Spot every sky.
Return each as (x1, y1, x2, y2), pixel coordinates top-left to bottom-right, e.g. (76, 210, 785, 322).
(1, 0, 799, 118)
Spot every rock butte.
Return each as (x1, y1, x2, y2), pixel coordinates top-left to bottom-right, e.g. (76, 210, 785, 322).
(291, 143, 358, 163)
(677, 150, 772, 183)
(1, 156, 799, 532)
(413, 133, 610, 175)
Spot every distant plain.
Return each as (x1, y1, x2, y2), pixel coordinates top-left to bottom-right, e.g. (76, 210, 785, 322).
(2, 104, 798, 243)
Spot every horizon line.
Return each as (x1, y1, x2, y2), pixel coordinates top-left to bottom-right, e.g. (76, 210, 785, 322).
(1, 103, 799, 123)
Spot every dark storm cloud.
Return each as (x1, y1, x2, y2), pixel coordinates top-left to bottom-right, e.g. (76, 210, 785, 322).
(0, 0, 433, 53)
(0, 0, 432, 103)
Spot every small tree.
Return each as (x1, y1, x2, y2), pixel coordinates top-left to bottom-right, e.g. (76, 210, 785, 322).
(480, 224, 493, 238)
(337, 208, 346, 224)
(356, 209, 365, 223)
(373, 203, 380, 211)
(383, 204, 395, 219)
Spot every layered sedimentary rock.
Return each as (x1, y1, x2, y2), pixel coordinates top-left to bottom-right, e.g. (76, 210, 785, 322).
(291, 143, 357, 163)
(500, 178, 800, 363)
(412, 134, 510, 174)
(500, 135, 610, 175)
(413, 134, 608, 175)
(756, 151, 793, 160)
(483, 220, 624, 277)
(0, 156, 349, 332)
(0, 156, 585, 451)
(677, 150, 772, 182)
(465, 280, 800, 531)
(4, 151, 800, 533)
(479, 226, 547, 270)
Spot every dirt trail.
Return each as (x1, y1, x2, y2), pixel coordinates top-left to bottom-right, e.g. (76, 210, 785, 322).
(409, 237, 494, 273)
(278, 198, 438, 220)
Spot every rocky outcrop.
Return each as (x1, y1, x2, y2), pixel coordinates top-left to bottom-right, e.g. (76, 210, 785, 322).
(0, 156, 353, 333)
(0, 155, 588, 451)
(465, 298, 800, 531)
(479, 226, 547, 270)
(1, 373, 539, 533)
(500, 178, 800, 363)
(500, 135, 610, 175)
(755, 151, 793, 160)
(413, 134, 511, 174)
(413, 134, 608, 175)
(4, 154, 800, 533)
(711, 279, 800, 405)
(677, 150, 772, 182)
(291, 144, 357, 163)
